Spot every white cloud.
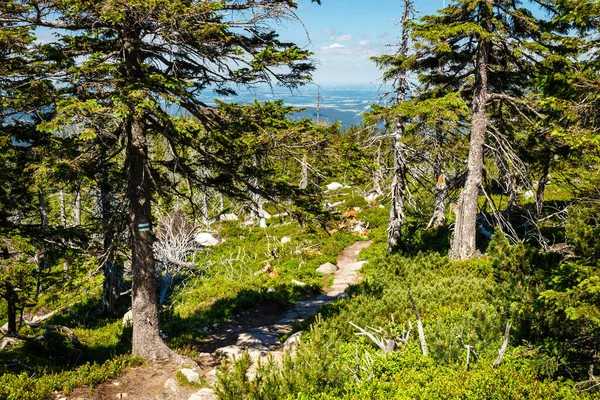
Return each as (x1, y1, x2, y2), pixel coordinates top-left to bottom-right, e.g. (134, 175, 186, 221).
(327, 43, 346, 49)
(337, 34, 352, 41)
(323, 28, 335, 35)
(358, 40, 370, 46)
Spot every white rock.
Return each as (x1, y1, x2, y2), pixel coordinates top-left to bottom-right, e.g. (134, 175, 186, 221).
(122, 310, 133, 327)
(112, 381, 120, 386)
(179, 368, 200, 384)
(205, 368, 218, 385)
(291, 279, 307, 287)
(326, 182, 344, 191)
(163, 377, 179, 393)
(259, 218, 267, 228)
(316, 262, 338, 275)
(524, 190, 535, 200)
(281, 236, 291, 244)
(282, 331, 303, 354)
(188, 388, 218, 400)
(365, 192, 379, 203)
(218, 213, 238, 221)
(194, 232, 220, 247)
(115, 394, 128, 399)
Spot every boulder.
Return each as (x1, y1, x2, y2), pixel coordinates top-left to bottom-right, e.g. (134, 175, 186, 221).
(188, 388, 218, 400)
(365, 192, 379, 204)
(326, 182, 344, 191)
(524, 190, 535, 200)
(194, 232, 220, 247)
(282, 331, 303, 354)
(122, 309, 133, 327)
(316, 262, 338, 275)
(205, 368, 218, 385)
(163, 378, 179, 393)
(179, 368, 200, 384)
(217, 213, 238, 221)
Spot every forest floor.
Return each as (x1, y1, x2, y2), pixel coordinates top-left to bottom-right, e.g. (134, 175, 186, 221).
(65, 240, 372, 400)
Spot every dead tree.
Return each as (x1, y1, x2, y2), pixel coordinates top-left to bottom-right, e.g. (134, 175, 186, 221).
(493, 322, 511, 368)
(409, 289, 428, 356)
(388, 0, 415, 252)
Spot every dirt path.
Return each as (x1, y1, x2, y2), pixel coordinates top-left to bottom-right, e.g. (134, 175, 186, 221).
(66, 240, 372, 400)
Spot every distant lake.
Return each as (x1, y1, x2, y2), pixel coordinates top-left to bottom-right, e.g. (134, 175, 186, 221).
(197, 84, 389, 128)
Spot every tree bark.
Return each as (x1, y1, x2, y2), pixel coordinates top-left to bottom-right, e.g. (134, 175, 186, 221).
(74, 190, 82, 226)
(427, 172, 447, 229)
(100, 172, 122, 315)
(59, 190, 66, 226)
(299, 154, 308, 189)
(4, 280, 18, 335)
(450, 4, 491, 260)
(388, 0, 413, 252)
(126, 116, 172, 362)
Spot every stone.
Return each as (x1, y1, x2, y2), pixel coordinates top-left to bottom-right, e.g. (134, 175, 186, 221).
(115, 394, 128, 399)
(217, 213, 238, 221)
(236, 332, 279, 348)
(365, 192, 379, 203)
(345, 261, 366, 271)
(282, 331, 303, 354)
(179, 368, 200, 384)
(216, 345, 243, 360)
(112, 381, 120, 386)
(281, 236, 291, 244)
(336, 292, 349, 300)
(122, 309, 133, 327)
(316, 262, 338, 274)
(194, 232, 220, 247)
(291, 279, 307, 287)
(188, 388, 218, 400)
(524, 190, 535, 199)
(326, 182, 344, 191)
(163, 378, 179, 393)
(205, 368, 218, 385)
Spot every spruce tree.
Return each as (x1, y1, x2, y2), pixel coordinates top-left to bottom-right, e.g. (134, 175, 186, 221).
(1, 0, 322, 361)
(409, 0, 554, 259)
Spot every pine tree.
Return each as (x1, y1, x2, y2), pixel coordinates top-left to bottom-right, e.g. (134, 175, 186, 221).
(370, 0, 415, 252)
(410, 0, 555, 259)
(1, 0, 322, 361)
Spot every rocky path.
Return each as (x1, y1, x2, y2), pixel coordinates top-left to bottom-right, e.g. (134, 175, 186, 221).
(66, 240, 372, 400)
(206, 240, 372, 368)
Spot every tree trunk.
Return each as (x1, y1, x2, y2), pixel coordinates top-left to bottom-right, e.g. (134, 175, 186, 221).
(126, 116, 172, 361)
(387, 0, 413, 252)
(39, 189, 48, 226)
(299, 154, 308, 189)
(100, 172, 123, 315)
(59, 190, 66, 226)
(74, 190, 82, 226)
(4, 280, 18, 335)
(36, 190, 48, 296)
(450, 9, 491, 260)
(427, 172, 447, 229)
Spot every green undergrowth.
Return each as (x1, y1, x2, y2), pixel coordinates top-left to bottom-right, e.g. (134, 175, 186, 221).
(0, 354, 143, 400)
(215, 206, 594, 399)
(164, 219, 358, 349)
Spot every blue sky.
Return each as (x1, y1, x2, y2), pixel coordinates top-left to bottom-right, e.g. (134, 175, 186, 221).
(277, 0, 446, 85)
